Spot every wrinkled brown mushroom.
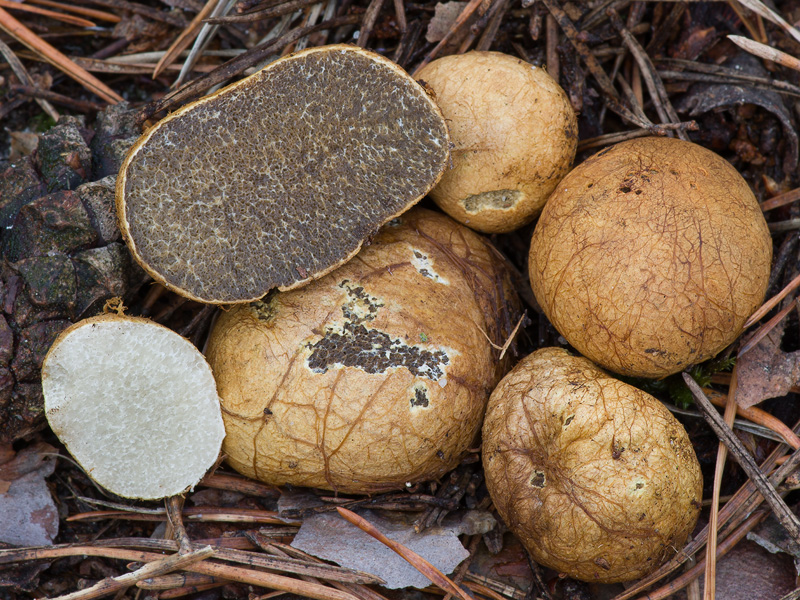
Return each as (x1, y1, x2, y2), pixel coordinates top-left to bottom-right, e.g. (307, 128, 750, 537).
(529, 137, 772, 378)
(482, 347, 703, 583)
(117, 45, 450, 304)
(416, 51, 578, 233)
(205, 208, 521, 493)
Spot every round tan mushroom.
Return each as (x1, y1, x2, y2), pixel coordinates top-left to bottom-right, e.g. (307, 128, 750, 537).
(482, 347, 703, 583)
(529, 136, 772, 378)
(205, 208, 521, 493)
(42, 314, 225, 500)
(117, 45, 450, 304)
(415, 51, 578, 234)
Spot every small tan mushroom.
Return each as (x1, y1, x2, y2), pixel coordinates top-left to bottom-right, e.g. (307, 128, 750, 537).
(205, 208, 521, 493)
(416, 51, 578, 233)
(529, 136, 772, 378)
(117, 45, 450, 304)
(482, 347, 703, 583)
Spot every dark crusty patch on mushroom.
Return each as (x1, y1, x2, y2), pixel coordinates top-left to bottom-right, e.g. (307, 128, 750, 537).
(121, 46, 449, 303)
(411, 386, 429, 407)
(307, 321, 450, 378)
(306, 278, 450, 377)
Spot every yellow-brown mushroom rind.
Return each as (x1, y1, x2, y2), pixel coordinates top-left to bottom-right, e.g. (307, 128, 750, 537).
(416, 51, 578, 234)
(205, 208, 521, 494)
(529, 137, 772, 378)
(482, 347, 703, 583)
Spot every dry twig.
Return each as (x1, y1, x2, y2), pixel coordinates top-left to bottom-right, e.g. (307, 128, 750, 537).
(683, 375, 800, 542)
(0, 7, 122, 103)
(52, 546, 214, 600)
(703, 367, 738, 600)
(336, 507, 472, 600)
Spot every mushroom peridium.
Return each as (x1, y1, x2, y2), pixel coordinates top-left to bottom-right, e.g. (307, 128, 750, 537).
(482, 347, 703, 583)
(529, 136, 772, 378)
(204, 208, 521, 493)
(415, 51, 578, 234)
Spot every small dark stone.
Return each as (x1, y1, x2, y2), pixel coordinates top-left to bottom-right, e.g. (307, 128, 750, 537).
(0, 156, 46, 228)
(0, 316, 13, 365)
(10, 319, 71, 382)
(14, 255, 76, 310)
(90, 100, 140, 179)
(35, 116, 93, 193)
(72, 243, 133, 318)
(0, 383, 45, 443)
(3, 191, 97, 263)
(0, 366, 14, 405)
(77, 176, 121, 244)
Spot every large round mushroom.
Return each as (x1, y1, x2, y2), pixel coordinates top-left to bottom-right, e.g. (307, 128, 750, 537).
(205, 208, 521, 493)
(529, 137, 772, 378)
(483, 347, 703, 583)
(117, 45, 450, 304)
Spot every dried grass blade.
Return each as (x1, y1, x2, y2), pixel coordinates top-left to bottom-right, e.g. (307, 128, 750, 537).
(174, 0, 236, 87)
(683, 374, 800, 542)
(413, 0, 484, 73)
(73, 0, 186, 27)
(27, 0, 121, 23)
(0, 544, 360, 600)
(539, 0, 655, 132)
(728, 35, 800, 72)
(728, 0, 764, 43)
(51, 546, 214, 600)
(632, 507, 771, 600)
(335, 507, 471, 600)
(704, 388, 800, 449)
(140, 13, 361, 120)
(739, 298, 798, 355)
(607, 8, 687, 140)
(703, 366, 738, 600)
(744, 271, 800, 329)
(0, 7, 122, 103)
(153, 0, 220, 79)
(734, 0, 800, 44)
(137, 572, 220, 590)
(0, 0, 95, 27)
(0, 37, 58, 120)
(761, 187, 800, 212)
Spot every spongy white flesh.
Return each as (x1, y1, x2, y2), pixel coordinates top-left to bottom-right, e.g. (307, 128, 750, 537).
(42, 317, 225, 500)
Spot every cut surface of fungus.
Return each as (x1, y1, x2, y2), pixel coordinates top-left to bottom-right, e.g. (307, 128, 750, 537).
(117, 45, 450, 304)
(482, 348, 703, 583)
(529, 136, 772, 378)
(42, 315, 225, 500)
(205, 208, 521, 493)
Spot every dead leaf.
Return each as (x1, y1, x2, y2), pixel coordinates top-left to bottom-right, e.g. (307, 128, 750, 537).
(704, 539, 795, 598)
(735, 325, 800, 408)
(748, 507, 800, 566)
(291, 508, 470, 589)
(9, 131, 39, 161)
(425, 2, 468, 43)
(676, 52, 799, 173)
(0, 442, 59, 546)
